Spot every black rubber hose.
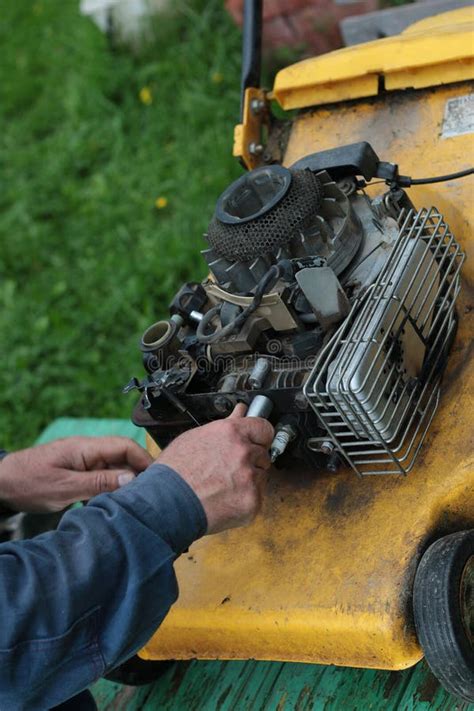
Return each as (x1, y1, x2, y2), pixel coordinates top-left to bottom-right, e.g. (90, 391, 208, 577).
(397, 167, 474, 187)
(196, 262, 287, 344)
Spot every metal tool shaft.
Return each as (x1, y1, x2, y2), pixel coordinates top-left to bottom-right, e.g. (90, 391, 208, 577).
(245, 395, 273, 419)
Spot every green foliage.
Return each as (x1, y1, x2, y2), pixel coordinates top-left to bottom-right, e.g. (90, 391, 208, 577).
(0, 0, 242, 449)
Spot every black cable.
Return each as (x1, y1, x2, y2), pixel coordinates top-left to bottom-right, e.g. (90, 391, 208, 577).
(397, 167, 474, 188)
(196, 262, 289, 344)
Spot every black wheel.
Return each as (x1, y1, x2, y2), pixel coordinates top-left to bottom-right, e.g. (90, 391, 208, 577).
(104, 654, 174, 686)
(413, 529, 474, 702)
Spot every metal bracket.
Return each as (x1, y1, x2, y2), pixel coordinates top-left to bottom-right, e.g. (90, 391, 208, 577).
(233, 87, 269, 170)
(234, 0, 268, 170)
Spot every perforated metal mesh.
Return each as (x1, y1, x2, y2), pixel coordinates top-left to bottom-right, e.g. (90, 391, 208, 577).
(207, 170, 323, 261)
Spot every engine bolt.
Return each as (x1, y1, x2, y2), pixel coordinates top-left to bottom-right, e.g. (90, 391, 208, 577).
(294, 392, 309, 410)
(248, 358, 271, 390)
(214, 395, 233, 415)
(189, 310, 203, 323)
(320, 440, 335, 455)
(250, 98, 265, 115)
(249, 141, 264, 156)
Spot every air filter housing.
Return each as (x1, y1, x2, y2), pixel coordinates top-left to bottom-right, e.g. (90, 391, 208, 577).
(207, 165, 323, 261)
(202, 165, 363, 292)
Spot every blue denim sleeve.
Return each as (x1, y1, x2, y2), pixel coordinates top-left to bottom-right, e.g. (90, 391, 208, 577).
(0, 464, 207, 711)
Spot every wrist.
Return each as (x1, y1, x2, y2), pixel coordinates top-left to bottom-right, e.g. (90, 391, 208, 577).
(107, 463, 208, 554)
(0, 451, 17, 516)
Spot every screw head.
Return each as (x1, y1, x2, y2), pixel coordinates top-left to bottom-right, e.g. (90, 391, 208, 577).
(249, 142, 264, 156)
(250, 98, 265, 115)
(214, 395, 233, 414)
(320, 440, 335, 455)
(294, 392, 309, 410)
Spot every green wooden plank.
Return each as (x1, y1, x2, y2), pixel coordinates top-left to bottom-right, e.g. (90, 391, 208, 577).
(396, 661, 474, 711)
(92, 678, 154, 711)
(196, 659, 286, 711)
(91, 660, 474, 711)
(198, 660, 255, 711)
(284, 665, 413, 711)
(261, 661, 327, 710)
(142, 660, 229, 710)
(35, 417, 145, 445)
(231, 661, 285, 711)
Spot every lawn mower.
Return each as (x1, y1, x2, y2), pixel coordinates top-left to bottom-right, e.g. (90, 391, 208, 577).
(119, 1, 473, 701)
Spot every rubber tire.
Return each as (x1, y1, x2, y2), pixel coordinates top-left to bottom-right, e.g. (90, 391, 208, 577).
(104, 655, 174, 686)
(413, 529, 474, 702)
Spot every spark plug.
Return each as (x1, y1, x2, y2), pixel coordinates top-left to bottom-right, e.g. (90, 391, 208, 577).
(270, 422, 297, 463)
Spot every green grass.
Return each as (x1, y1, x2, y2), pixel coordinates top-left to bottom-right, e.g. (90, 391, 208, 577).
(0, 0, 244, 450)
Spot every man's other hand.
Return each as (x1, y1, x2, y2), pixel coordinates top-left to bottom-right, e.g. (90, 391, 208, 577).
(0, 437, 153, 513)
(157, 404, 275, 534)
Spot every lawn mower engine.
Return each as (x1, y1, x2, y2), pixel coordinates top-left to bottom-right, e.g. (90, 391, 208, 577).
(127, 145, 464, 475)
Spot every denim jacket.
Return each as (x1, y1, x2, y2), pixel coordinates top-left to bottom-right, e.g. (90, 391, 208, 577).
(0, 464, 207, 710)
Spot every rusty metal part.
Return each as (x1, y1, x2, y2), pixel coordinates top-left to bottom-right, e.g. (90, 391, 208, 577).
(233, 87, 270, 170)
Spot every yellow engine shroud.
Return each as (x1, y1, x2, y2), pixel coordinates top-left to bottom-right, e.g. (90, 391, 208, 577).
(140, 10, 474, 670)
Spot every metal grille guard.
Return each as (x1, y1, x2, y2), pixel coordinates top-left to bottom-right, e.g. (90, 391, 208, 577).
(304, 207, 465, 475)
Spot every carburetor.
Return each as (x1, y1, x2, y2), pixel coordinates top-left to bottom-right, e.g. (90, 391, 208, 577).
(125, 143, 465, 475)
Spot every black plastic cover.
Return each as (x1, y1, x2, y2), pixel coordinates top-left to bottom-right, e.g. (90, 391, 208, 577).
(169, 282, 207, 320)
(291, 142, 398, 182)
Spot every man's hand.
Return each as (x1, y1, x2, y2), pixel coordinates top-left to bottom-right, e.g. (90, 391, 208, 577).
(157, 404, 274, 534)
(0, 437, 153, 513)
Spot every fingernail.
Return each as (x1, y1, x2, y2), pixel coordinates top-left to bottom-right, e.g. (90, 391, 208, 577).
(118, 473, 135, 487)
